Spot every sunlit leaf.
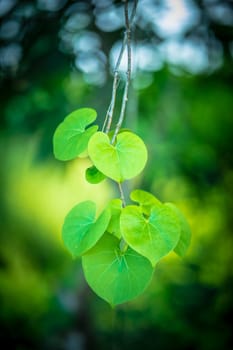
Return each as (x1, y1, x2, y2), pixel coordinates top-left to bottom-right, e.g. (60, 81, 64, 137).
(88, 131, 148, 182)
(53, 108, 98, 161)
(106, 199, 122, 239)
(107, 128, 132, 139)
(130, 189, 161, 215)
(120, 204, 180, 266)
(166, 203, 191, 257)
(62, 201, 110, 258)
(85, 165, 106, 184)
(82, 233, 154, 306)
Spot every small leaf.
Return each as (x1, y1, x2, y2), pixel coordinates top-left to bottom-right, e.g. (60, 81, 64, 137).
(85, 166, 106, 184)
(62, 201, 110, 258)
(130, 189, 161, 215)
(107, 199, 122, 239)
(82, 233, 154, 306)
(165, 203, 191, 257)
(120, 204, 180, 266)
(88, 131, 148, 182)
(53, 108, 98, 161)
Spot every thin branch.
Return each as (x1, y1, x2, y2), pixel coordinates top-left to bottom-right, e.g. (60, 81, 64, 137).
(118, 182, 128, 252)
(105, 0, 138, 253)
(111, 0, 136, 144)
(104, 70, 119, 133)
(118, 182, 126, 207)
(103, 0, 138, 134)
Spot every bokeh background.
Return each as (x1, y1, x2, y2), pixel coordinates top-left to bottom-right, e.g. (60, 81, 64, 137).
(0, 0, 233, 349)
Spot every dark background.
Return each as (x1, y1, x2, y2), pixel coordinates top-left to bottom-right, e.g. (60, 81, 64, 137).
(0, 0, 233, 349)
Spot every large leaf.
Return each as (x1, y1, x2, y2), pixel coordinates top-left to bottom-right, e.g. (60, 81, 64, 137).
(53, 108, 98, 161)
(120, 204, 180, 266)
(85, 165, 106, 184)
(88, 131, 148, 182)
(130, 189, 161, 215)
(62, 201, 110, 258)
(106, 199, 122, 239)
(166, 203, 191, 257)
(82, 234, 153, 306)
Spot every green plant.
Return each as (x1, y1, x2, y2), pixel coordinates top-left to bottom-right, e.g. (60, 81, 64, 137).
(52, 0, 191, 306)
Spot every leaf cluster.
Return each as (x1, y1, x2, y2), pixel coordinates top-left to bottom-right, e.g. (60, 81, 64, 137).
(53, 108, 191, 306)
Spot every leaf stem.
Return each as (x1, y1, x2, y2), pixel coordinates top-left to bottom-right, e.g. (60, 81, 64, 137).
(118, 182, 128, 252)
(118, 182, 126, 208)
(104, 71, 119, 133)
(120, 239, 128, 253)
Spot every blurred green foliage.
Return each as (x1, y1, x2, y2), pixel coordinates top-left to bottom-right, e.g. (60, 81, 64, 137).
(1, 70, 233, 349)
(0, 0, 233, 349)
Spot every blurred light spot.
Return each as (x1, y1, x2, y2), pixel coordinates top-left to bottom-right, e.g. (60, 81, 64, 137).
(0, 0, 16, 17)
(59, 22, 106, 85)
(111, 41, 162, 76)
(75, 53, 103, 74)
(136, 0, 155, 31)
(65, 12, 91, 32)
(133, 71, 153, 90)
(0, 43, 22, 69)
(160, 39, 209, 74)
(64, 2, 90, 16)
(157, 0, 199, 38)
(208, 36, 223, 71)
(160, 36, 223, 74)
(92, 0, 113, 8)
(37, 0, 67, 12)
(207, 2, 233, 26)
(75, 51, 106, 85)
(73, 31, 101, 53)
(0, 20, 20, 40)
(59, 29, 73, 53)
(83, 70, 106, 86)
(95, 4, 124, 32)
(138, 0, 200, 38)
(14, 3, 36, 18)
(135, 43, 163, 72)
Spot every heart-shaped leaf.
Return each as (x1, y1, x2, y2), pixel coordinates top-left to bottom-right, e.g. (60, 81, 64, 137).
(130, 189, 161, 216)
(165, 203, 191, 257)
(88, 131, 148, 182)
(107, 128, 132, 139)
(85, 165, 106, 184)
(82, 233, 154, 306)
(53, 108, 98, 161)
(120, 204, 180, 266)
(106, 199, 122, 239)
(62, 201, 110, 258)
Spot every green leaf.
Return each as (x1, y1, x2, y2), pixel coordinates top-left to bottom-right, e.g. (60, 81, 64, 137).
(82, 233, 154, 306)
(62, 201, 110, 258)
(85, 165, 106, 184)
(53, 108, 98, 161)
(165, 203, 191, 257)
(106, 199, 122, 239)
(120, 204, 180, 266)
(88, 131, 148, 182)
(130, 189, 161, 215)
(107, 128, 132, 139)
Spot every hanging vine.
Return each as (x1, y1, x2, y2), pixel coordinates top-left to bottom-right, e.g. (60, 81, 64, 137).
(52, 0, 191, 306)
